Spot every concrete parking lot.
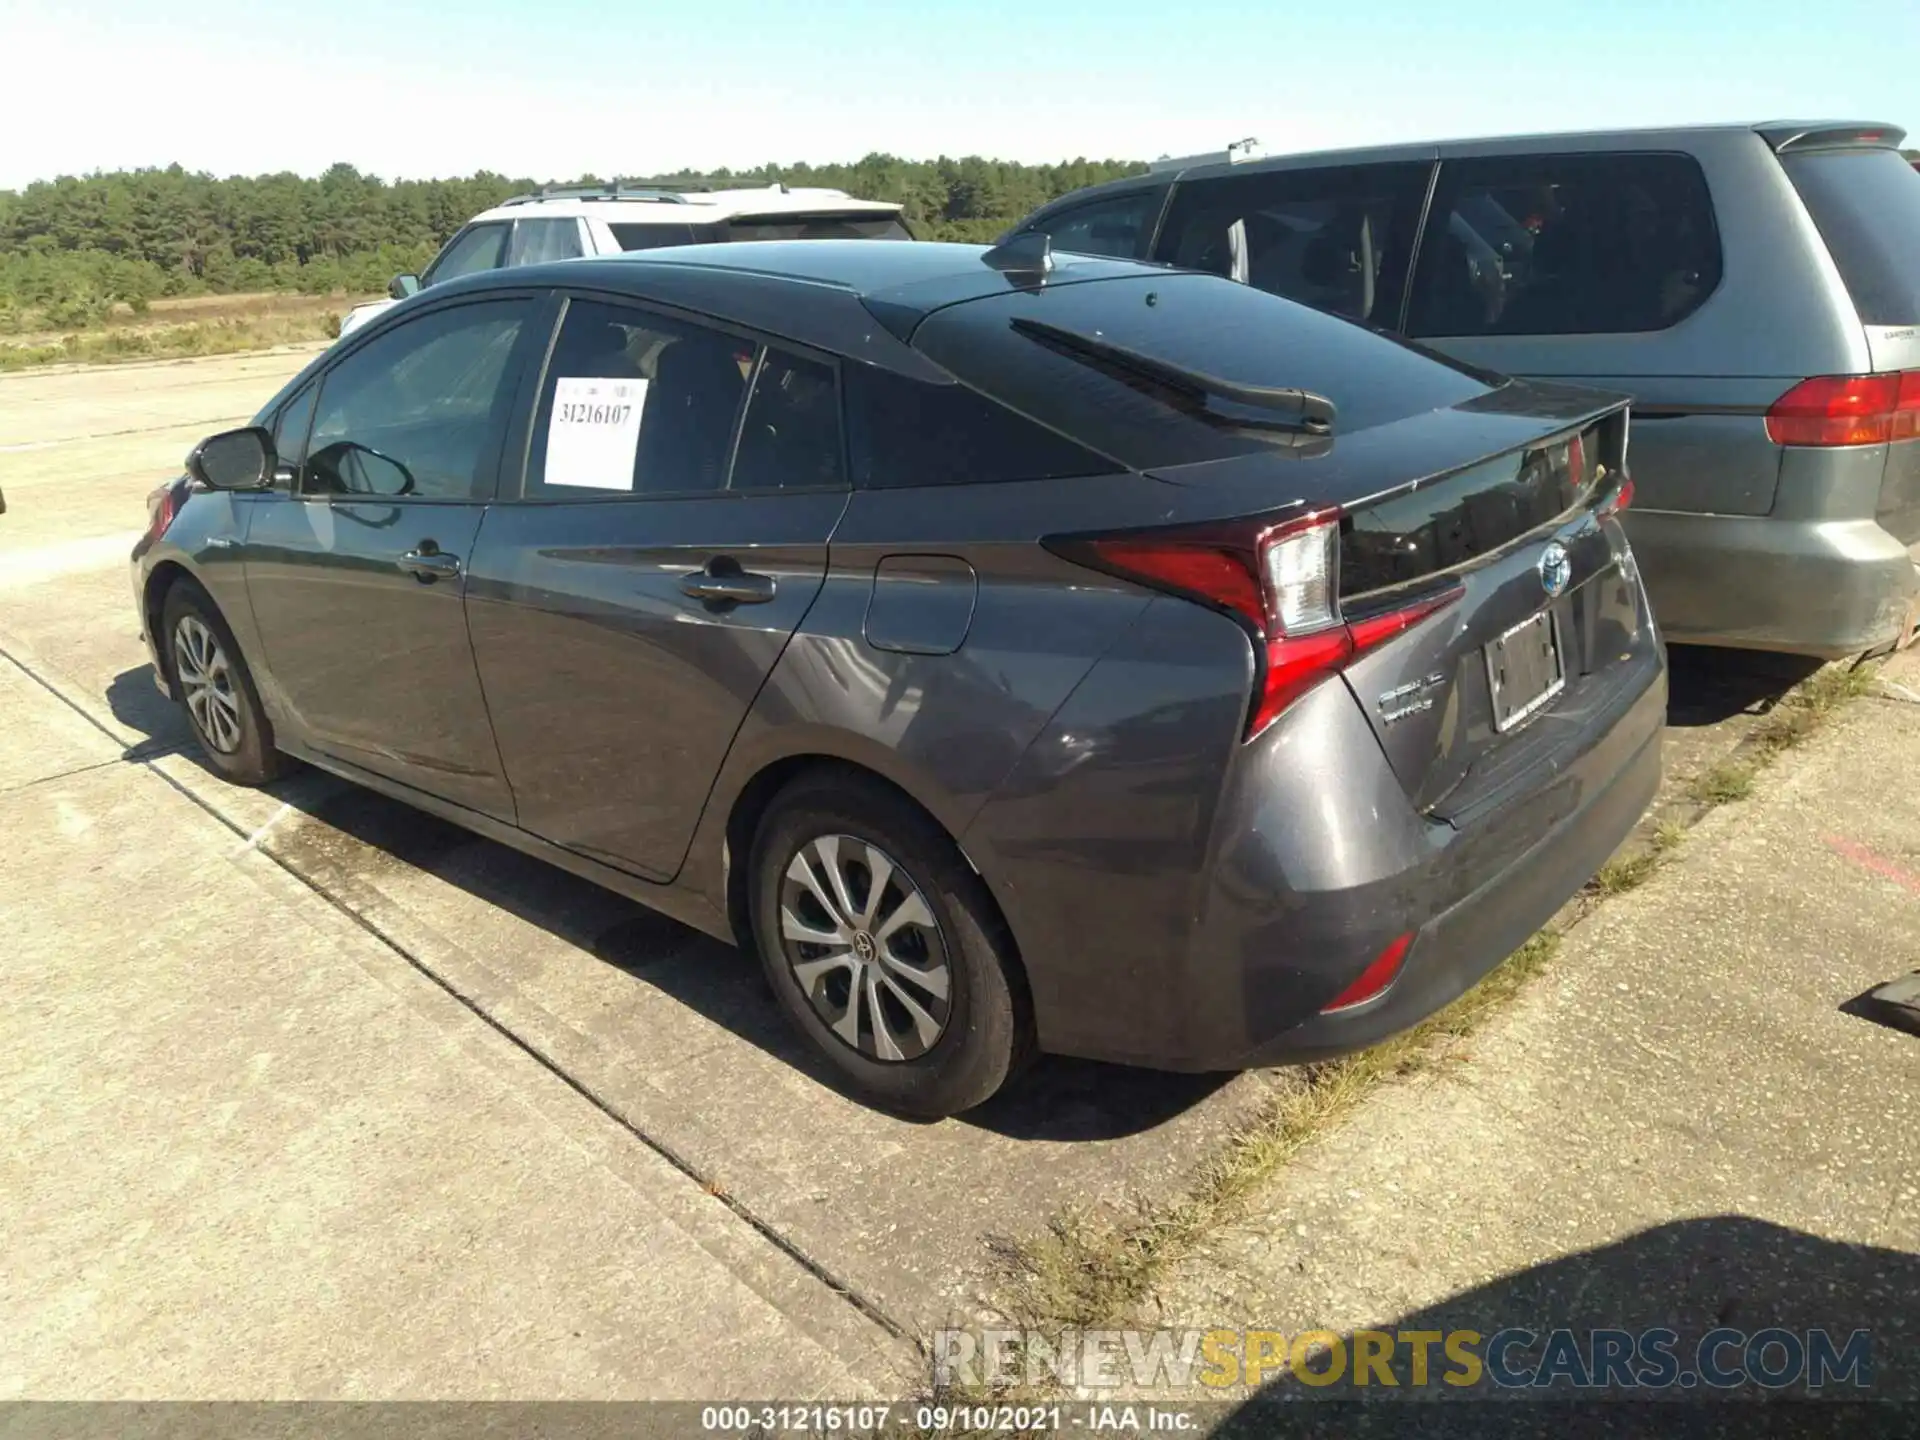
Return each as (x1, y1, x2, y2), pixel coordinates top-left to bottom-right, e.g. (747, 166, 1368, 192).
(0, 349, 1898, 1400)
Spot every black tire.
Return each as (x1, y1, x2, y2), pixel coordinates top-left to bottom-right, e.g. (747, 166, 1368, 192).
(160, 579, 291, 786)
(748, 771, 1033, 1118)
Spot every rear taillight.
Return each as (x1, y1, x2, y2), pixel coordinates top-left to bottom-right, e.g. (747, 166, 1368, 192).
(144, 484, 180, 543)
(1765, 371, 1920, 447)
(1070, 510, 1463, 741)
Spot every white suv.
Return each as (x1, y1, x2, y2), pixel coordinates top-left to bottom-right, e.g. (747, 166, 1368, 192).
(338, 182, 910, 337)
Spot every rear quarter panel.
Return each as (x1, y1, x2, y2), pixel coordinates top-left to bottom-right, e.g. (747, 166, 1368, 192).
(674, 476, 1172, 926)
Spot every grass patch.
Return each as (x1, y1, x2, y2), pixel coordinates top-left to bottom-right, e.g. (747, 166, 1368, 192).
(0, 310, 340, 371)
(1686, 660, 1877, 811)
(1748, 661, 1879, 757)
(1584, 818, 1687, 898)
(1689, 759, 1755, 806)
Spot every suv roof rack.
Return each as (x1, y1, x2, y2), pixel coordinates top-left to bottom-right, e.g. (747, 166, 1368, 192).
(500, 182, 690, 206)
(497, 179, 813, 206)
(1148, 137, 1263, 173)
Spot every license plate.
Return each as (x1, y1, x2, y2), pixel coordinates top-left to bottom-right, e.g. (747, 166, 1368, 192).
(1485, 609, 1564, 732)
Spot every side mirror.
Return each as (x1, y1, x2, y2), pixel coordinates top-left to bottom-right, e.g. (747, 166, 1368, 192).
(307, 439, 416, 498)
(388, 273, 421, 300)
(186, 426, 275, 491)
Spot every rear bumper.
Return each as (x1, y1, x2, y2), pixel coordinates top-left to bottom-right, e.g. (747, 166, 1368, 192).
(1627, 509, 1920, 658)
(1239, 706, 1661, 1066)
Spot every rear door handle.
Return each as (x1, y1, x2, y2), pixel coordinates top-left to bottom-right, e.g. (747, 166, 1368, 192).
(399, 547, 462, 582)
(679, 561, 776, 605)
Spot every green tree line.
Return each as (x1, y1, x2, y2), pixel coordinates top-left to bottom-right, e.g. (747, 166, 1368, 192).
(0, 156, 1144, 333)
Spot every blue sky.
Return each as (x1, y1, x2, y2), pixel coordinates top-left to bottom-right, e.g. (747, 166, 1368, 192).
(5, 0, 1914, 187)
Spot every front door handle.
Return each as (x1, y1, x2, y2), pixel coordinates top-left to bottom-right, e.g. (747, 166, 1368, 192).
(399, 546, 462, 582)
(680, 560, 776, 605)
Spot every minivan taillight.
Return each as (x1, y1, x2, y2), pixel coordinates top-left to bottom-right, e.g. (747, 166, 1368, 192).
(1765, 371, 1920, 447)
(1062, 512, 1464, 741)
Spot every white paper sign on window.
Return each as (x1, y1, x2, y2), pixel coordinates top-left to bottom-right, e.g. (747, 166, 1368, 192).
(546, 376, 649, 490)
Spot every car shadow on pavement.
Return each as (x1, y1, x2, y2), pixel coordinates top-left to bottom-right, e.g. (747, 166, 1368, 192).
(1216, 1215, 1918, 1436)
(1665, 645, 1823, 728)
(123, 704, 1233, 1142)
(104, 665, 194, 758)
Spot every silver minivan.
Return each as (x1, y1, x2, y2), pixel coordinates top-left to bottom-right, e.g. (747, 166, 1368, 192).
(1006, 122, 1920, 657)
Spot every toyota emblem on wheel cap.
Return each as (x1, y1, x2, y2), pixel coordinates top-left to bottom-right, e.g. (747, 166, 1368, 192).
(1539, 541, 1572, 598)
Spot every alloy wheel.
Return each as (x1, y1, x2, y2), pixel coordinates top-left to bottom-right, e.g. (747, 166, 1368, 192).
(778, 833, 952, 1062)
(173, 614, 244, 754)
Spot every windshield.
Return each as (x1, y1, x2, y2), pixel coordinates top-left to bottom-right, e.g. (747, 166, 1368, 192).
(909, 273, 1498, 472)
(1783, 147, 1920, 326)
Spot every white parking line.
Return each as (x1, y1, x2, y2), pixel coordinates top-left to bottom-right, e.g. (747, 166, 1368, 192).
(0, 531, 141, 589)
(239, 801, 294, 854)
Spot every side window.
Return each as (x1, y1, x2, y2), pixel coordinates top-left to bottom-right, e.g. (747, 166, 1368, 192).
(844, 366, 1109, 489)
(271, 382, 317, 473)
(1154, 163, 1431, 324)
(1029, 190, 1161, 259)
(525, 297, 753, 499)
(608, 222, 699, 251)
(731, 350, 844, 491)
(1407, 152, 1723, 338)
(507, 218, 586, 266)
(304, 300, 530, 501)
(423, 223, 510, 285)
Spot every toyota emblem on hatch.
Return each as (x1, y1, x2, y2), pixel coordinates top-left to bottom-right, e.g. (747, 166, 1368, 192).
(1539, 541, 1572, 598)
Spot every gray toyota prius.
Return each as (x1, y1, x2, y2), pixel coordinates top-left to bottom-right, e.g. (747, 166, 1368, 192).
(133, 239, 1664, 1116)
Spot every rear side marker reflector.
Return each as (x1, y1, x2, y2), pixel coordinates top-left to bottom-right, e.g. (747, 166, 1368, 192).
(1322, 932, 1413, 1012)
(1597, 475, 1634, 519)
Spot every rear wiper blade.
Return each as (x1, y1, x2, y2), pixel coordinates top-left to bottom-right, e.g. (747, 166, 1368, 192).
(1009, 316, 1336, 435)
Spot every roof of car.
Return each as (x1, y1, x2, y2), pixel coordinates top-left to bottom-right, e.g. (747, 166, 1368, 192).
(614, 238, 1156, 287)
(426, 240, 1168, 366)
(469, 184, 903, 225)
(1016, 119, 1907, 221)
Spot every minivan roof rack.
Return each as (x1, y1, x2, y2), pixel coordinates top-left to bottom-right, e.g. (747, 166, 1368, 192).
(1758, 121, 1906, 153)
(1148, 137, 1263, 173)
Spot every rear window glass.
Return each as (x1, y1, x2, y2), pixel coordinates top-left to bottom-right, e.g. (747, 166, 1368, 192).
(910, 273, 1495, 472)
(609, 222, 699, 251)
(726, 214, 911, 242)
(1783, 148, 1920, 326)
(1342, 441, 1591, 597)
(1027, 189, 1162, 260)
(845, 365, 1112, 488)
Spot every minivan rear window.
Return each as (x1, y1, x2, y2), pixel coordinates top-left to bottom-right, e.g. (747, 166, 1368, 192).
(909, 273, 1496, 472)
(1783, 148, 1920, 326)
